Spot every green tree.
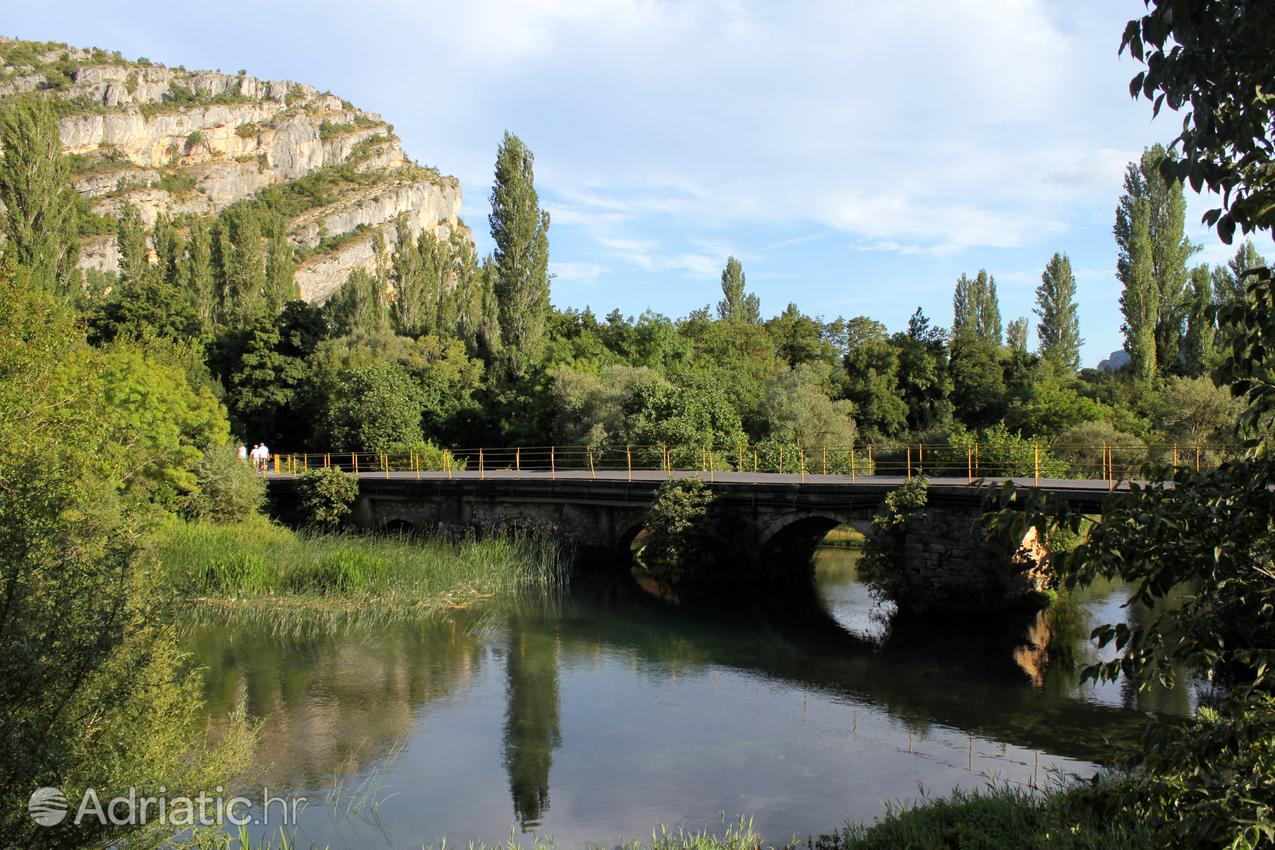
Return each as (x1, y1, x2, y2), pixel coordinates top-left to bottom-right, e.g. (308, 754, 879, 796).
(186, 217, 216, 332)
(1034, 252, 1082, 369)
(217, 206, 267, 322)
(766, 302, 838, 367)
(489, 131, 551, 376)
(1118, 195, 1159, 379)
(0, 273, 248, 848)
(1213, 240, 1268, 309)
(1115, 146, 1197, 374)
(1181, 264, 1216, 378)
(115, 204, 150, 286)
(716, 255, 760, 323)
(948, 340, 1007, 429)
(1005, 316, 1029, 354)
(326, 267, 390, 337)
(1122, 0, 1275, 242)
(0, 97, 79, 296)
(842, 317, 908, 440)
(316, 359, 423, 452)
(951, 270, 1001, 345)
(263, 213, 297, 314)
(760, 364, 857, 448)
(893, 310, 952, 433)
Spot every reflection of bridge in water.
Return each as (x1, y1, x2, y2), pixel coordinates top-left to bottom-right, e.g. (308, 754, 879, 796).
(499, 569, 1164, 829)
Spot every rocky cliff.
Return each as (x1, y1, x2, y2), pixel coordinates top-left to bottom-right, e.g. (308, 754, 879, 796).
(0, 38, 469, 302)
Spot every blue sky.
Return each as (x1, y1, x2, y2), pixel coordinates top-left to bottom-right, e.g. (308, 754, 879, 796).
(11, 0, 1275, 366)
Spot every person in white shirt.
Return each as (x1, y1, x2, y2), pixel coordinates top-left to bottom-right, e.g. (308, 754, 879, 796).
(237, 444, 248, 464)
(259, 443, 271, 473)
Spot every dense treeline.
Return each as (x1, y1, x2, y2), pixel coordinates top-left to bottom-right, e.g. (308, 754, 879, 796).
(22, 100, 1258, 474)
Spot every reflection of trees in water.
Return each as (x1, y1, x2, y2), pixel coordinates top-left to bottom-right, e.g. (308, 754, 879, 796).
(185, 617, 486, 790)
(502, 618, 561, 830)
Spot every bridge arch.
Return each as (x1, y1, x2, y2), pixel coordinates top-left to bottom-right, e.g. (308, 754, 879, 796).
(380, 518, 418, 536)
(759, 511, 873, 564)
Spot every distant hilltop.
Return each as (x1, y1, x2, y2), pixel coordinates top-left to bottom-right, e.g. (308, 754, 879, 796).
(0, 38, 469, 302)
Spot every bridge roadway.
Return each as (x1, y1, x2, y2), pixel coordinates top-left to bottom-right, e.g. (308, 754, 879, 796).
(267, 468, 1126, 514)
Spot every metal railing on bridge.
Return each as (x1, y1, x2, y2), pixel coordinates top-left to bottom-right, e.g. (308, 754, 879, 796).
(264, 439, 1240, 488)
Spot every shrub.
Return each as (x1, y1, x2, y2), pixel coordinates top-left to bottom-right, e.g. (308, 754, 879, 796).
(389, 439, 465, 471)
(181, 444, 266, 523)
(1051, 420, 1146, 479)
(295, 467, 360, 529)
(857, 477, 928, 603)
(642, 478, 716, 572)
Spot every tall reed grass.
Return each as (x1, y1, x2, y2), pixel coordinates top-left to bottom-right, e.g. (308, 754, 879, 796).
(152, 517, 568, 624)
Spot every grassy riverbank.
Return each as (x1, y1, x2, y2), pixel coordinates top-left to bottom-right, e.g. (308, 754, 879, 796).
(153, 517, 568, 620)
(229, 785, 1149, 850)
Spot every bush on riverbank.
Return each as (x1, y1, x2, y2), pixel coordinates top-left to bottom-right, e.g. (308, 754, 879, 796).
(154, 517, 567, 614)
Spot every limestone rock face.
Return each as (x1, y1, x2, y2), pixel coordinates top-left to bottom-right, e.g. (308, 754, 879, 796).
(0, 37, 471, 302)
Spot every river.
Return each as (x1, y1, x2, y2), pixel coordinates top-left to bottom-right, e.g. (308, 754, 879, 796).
(185, 546, 1186, 848)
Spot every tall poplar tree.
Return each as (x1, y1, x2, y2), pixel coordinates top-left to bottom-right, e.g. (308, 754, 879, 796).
(0, 97, 79, 296)
(951, 270, 1001, 346)
(1182, 263, 1216, 378)
(186, 218, 216, 333)
(489, 131, 550, 377)
(1213, 239, 1268, 308)
(1005, 317, 1029, 354)
(115, 205, 149, 286)
(263, 214, 297, 315)
(717, 256, 760, 323)
(1119, 198, 1158, 380)
(1115, 145, 1197, 373)
(1034, 252, 1082, 370)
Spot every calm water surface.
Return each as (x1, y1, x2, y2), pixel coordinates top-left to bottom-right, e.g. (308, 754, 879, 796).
(186, 547, 1184, 847)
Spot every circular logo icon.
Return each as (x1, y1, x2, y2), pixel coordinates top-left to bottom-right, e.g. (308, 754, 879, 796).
(28, 787, 68, 827)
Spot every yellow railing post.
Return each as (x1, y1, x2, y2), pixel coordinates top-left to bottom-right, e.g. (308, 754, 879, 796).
(753, 450, 759, 473)
(273, 455, 280, 474)
(1195, 445, 1201, 471)
(589, 448, 596, 479)
(626, 444, 633, 482)
(352, 453, 358, 475)
(779, 444, 785, 474)
(738, 444, 744, 472)
(516, 447, 521, 475)
(906, 446, 912, 479)
(550, 446, 556, 480)
(1034, 443, 1040, 486)
(324, 452, 330, 469)
(445, 451, 452, 480)
(384, 452, 390, 479)
(702, 445, 708, 472)
(800, 448, 806, 482)
(479, 448, 485, 479)
(918, 443, 924, 476)
(868, 444, 873, 472)
(851, 448, 856, 482)
(709, 448, 715, 482)
(822, 445, 827, 475)
(974, 442, 979, 475)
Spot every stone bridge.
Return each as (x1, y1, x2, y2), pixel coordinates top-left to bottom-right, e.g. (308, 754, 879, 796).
(267, 470, 1118, 607)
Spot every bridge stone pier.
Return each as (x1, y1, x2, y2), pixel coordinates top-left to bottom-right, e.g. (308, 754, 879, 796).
(267, 471, 1113, 608)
